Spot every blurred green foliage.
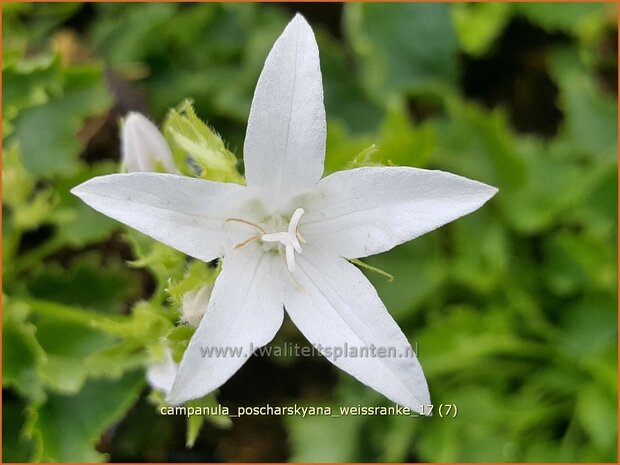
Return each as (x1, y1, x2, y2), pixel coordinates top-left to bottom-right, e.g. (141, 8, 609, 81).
(2, 2, 617, 463)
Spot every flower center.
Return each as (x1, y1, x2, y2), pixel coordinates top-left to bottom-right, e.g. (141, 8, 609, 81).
(225, 207, 307, 273)
(261, 208, 305, 272)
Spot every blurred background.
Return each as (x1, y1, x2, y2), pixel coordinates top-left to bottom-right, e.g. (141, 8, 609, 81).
(3, 2, 618, 462)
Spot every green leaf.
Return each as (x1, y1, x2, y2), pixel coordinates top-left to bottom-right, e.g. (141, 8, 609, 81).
(33, 311, 120, 394)
(567, 161, 617, 237)
(373, 102, 436, 168)
(1, 143, 34, 206)
(125, 228, 187, 292)
(85, 343, 149, 380)
(324, 121, 375, 175)
(449, 209, 510, 294)
(3, 395, 36, 462)
(435, 97, 527, 192)
(89, 3, 179, 70)
(415, 387, 518, 462)
(2, 144, 56, 234)
(317, 31, 383, 133)
(551, 52, 617, 159)
(90, 301, 174, 343)
(185, 394, 231, 448)
(165, 325, 196, 362)
(22, 298, 152, 391)
(452, 3, 511, 57)
(345, 3, 459, 100)
(2, 3, 82, 47)
(500, 137, 606, 234)
(2, 52, 62, 139)
(12, 187, 56, 232)
(324, 104, 436, 175)
(286, 404, 361, 462)
(365, 235, 446, 320)
(27, 370, 145, 462)
(576, 383, 617, 452)
(3, 300, 46, 402)
(559, 295, 617, 360)
(418, 305, 525, 379)
(379, 415, 416, 461)
(514, 3, 608, 35)
(27, 253, 140, 313)
(52, 161, 119, 246)
(9, 64, 112, 178)
(543, 232, 616, 296)
(89, 3, 287, 121)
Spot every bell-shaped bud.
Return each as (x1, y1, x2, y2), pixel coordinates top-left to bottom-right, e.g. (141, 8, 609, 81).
(122, 112, 179, 173)
(181, 284, 212, 327)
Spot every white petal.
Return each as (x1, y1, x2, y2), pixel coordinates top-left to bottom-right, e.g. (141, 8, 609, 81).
(285, 247, 430, 413)
(167, 245, 286, 403)
(146, 348, 178, 396)
(301, 167, 498, 258)
(122, 112, 179, 174)
(71, 173, 254, 262)
(243, 14, 326, 209)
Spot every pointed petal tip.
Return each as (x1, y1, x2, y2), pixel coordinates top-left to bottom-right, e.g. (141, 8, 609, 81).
(164, 394, 186, 407)
(166, 371, 218, 406)
(485, 183, 500, 199)
(291, 12, 308, 25)
(123, 111, 153, 133)
(415, 392, 432, 416)
(164, 391, 181, 405)
(124, 111, 146, 123)
(395, 385, 430, 416)
(243, 10, 325, 198)
(468, 177, 499, 203)
(70, 181, 88, 198)
(287, 13, 314, 36)
(395, 379, 431, 416)
(70, 174, 111, 198)
(165, 377, 191, 405)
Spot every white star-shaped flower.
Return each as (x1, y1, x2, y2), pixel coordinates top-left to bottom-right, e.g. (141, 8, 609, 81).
(72, 14, 497, 413)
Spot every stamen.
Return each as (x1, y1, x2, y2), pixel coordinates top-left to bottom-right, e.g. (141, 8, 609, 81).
(234, 235, 259, 250)
(261, 208, 305, 273)
(225, 217, 266, 234)
(296, 227, 306, 243)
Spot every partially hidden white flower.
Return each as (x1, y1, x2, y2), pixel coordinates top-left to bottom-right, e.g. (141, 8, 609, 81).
(181, 284, 212, 327)
(122, 112, 179, 174)
(72, 14, 497, 413)
(146, 347, 179, 396)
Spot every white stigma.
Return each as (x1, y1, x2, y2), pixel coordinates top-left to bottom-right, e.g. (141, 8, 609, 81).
(262, 208, 305, 272)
